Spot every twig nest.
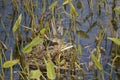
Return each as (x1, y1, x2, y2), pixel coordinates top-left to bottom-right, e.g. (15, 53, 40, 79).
(25, 38, 74, 69)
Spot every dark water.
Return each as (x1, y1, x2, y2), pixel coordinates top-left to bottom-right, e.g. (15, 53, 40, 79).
(0, 0, 120, 80)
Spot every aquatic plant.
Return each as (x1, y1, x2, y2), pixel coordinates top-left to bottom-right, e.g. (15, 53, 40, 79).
(0, 0, 120, 80)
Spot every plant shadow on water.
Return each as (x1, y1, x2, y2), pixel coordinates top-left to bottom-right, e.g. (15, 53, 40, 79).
(0, 0, 120, 80)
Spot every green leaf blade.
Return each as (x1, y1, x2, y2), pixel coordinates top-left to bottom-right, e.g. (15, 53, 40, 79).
(63, 0, 69, 5)
(12, 14, 22, 32)
(78, 44, 82, 55)
(107, 38, 120, 46)
(3, 59, 19, 68)
(49, 1, 58, 10)
(70, 2, 78, 17)
(91, 53, 103, 71)
(22, 36, 43, 53)
(44, 58, 56, 80)
(47, 61, 56, 79)
(40, 28, 46, 35)
(30, 70, 42, 79)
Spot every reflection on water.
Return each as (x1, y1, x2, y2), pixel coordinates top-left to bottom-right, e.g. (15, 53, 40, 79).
(0, 0, 120, 80)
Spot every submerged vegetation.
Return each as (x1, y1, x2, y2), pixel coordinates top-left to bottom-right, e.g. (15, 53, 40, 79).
(0, 0, 120, 80)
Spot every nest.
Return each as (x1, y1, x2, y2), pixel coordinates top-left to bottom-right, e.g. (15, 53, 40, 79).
(24, 38, 75, 70)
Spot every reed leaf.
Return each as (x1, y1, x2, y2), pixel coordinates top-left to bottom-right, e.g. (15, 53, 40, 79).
(91, 53, 103, 71)
(22, 36, 43, 53)
(107, 38, 120, 46)
(63, 0, 71, 5)
(12, 14, 22, 32)
(49, 1, 58, 10)
(63, 0, 78, 17)
(3, 59, 19, 68)
(69, 2, 78, 17)
(78, 44, 82, 55)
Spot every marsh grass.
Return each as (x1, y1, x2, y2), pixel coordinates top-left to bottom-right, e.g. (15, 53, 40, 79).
(0, 0, 120, 80)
